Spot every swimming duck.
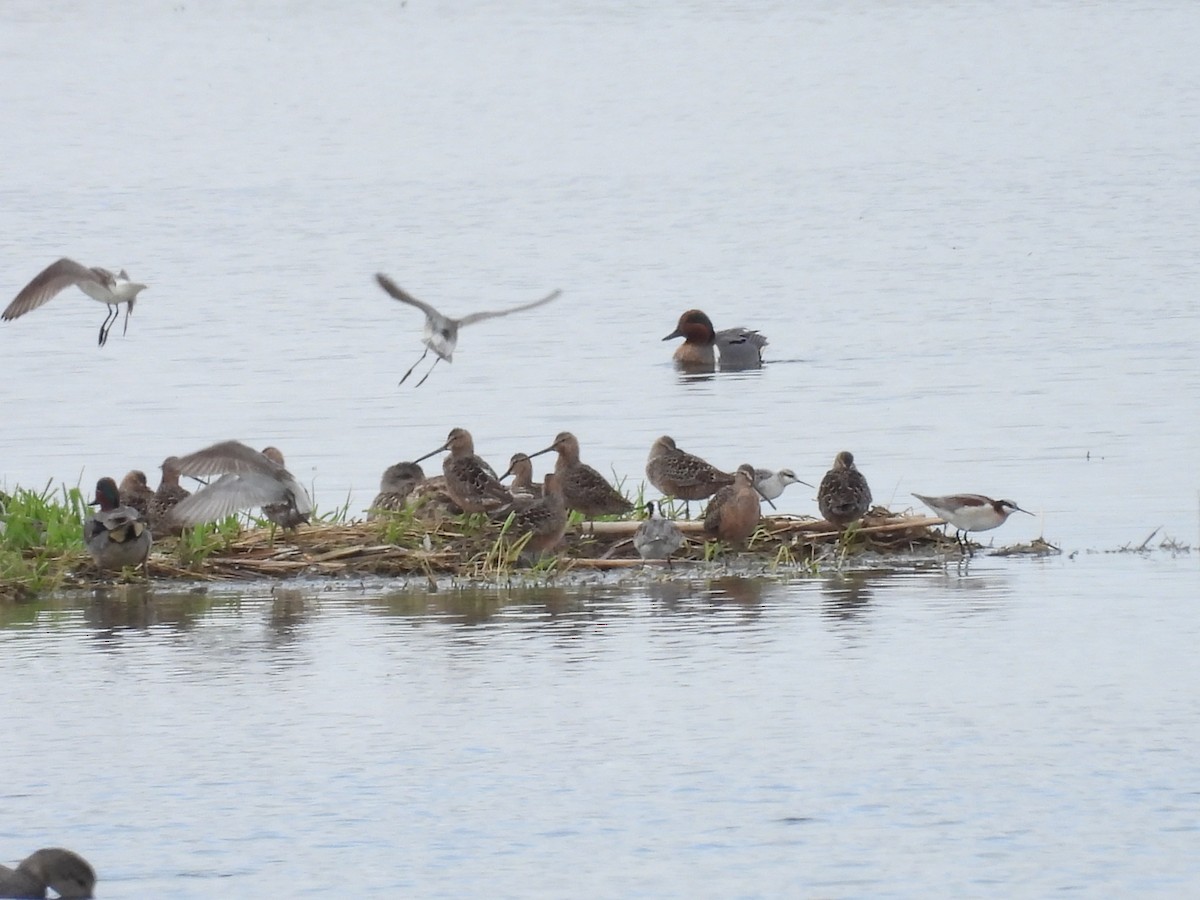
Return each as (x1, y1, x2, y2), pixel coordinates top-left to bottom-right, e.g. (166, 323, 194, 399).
(634, 500, 685, 561)
(84, 477, 152, 573)
(376, 274, 562, 386)
(0, 847, 95, 899)
(702, 464, 763, 547)
(414, 428, 513, 513)
(645, 436, 733, 512)
(528, 431, 633, 518)
(166, 440, 313, 528)
(662, 309, 767, 370)
(368, 462, 427, 519)
(817, 451, 872, 527)
(3, 257, 147, 347)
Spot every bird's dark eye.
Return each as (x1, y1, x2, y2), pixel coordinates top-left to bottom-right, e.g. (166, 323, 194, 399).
(440, 329, 452, 339)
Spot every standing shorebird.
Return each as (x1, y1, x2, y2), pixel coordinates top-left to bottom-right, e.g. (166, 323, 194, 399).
(663, 309, 767, 370)
(85, 477, 153, 573)
(645, 435, 733, 516)
(414, 428, 513, 513)
(499, 452, 542, 508)
(504, 471, 568, 557)
(166, 440, 313, 528)
(528, 431, 633, 518)
(702, 464, 763, 547)
(634, 500, 685, 562)
(817, 451, 872, 528)
(3, 258, 148, 346)
(0, 848, 96, 899)
(118, 470, 156, 518)
(912, 492, 1033, 555)
(150, 455, 192, 534)
(368, 462, 427, 519)
(375, 274, 561, 386)
(753, 467, 812, 502)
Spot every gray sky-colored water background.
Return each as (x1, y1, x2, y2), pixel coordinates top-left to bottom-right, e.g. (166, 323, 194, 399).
(1, 1, 1198, 896)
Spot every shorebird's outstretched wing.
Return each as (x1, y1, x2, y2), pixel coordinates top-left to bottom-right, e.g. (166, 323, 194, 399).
(3, 257, 109, 320)
(458, 289, 562, 328)
(168, 439, 312, 525)
(375, 274, 442, 319)
(172, 440, 285, 478)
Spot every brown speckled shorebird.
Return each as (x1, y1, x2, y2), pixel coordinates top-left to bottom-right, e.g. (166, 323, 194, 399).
(499, 452, 542, 509)
(368, 461, 426, 519)
(118, 470, 155, 518)
(529, 431, 633, 518)
(817, 451, 872, 528)
(259, 447, 311, 529)
(150, 455, 191, 534)
(0, 847, 96, 899)
(645, 435, 733, 515)
(703, 464, 763, 547)
(414, 428, 513, 514)
(505, 471, 568, 556)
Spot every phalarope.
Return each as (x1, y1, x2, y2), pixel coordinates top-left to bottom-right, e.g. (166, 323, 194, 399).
(0, 848, 95, 900)
(528, 431, 633, 518)
(414, 428, 513, 513)
(3, 258, 147, 346)
(375, 274, 562, 386)
(702, 464, 762, 547)
(645, 436, 733, 511)
(663, 309, 767, 370)
(817, 451, 872, 528)
(753, 467, 812, 502)
(912, 492, 1033, 555)
(166, 440, 313, 528)
(634, 500, 685, 561)
(368, 462, 427, 519)
(85, 477, 152, 573)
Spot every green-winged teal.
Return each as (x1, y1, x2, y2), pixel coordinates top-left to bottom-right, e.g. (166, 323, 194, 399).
(0, 847, 95, 899)
(663, 309, 766, 370)
(85, 477, 152, 573)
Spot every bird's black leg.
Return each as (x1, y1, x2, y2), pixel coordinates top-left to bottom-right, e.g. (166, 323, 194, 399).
(121, 302, 132, 336)
(414, 355, 441, 387)
(399, 347, 430, 386)
(98, 306, 118, 347)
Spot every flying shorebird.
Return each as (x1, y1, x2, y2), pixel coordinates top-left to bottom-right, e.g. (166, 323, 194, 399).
(375, 273, 562, 386)
(166, 440, 313, 528)
(2, 257, 148, 347)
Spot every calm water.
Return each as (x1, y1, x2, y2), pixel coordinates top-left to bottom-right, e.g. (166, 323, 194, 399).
(2, 0, 1199, 895)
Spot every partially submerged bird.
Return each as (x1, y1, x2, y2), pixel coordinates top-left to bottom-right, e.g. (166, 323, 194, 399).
(645, 435, 733, 512)
(753, 467, 812, 502)
(375, 274, 562, 386)
(414, 428, 512, 513)
(528, 431, 633, 518)
(368, 462, 426, 519)
(703, 464, 763, 547)
(85, 477, 152, 573)
(912, 492, 1033, 555)
(634, 500, 685, 561)
(663, 309, 767, 370)
(166, 441, 313, 528)
(817, 451, 872, 528)
(118, 470, 155, 518)
(3, 257, 148, 347)
(0, 847, 95, 899)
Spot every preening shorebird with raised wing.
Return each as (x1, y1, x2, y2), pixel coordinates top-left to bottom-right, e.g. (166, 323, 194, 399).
(3, 257, 148, 346)
(166, 440, 313, 528)
(375, 274, 562, 386)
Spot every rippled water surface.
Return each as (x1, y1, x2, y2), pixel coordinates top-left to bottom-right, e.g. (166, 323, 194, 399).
(2, 0, 1199, 895)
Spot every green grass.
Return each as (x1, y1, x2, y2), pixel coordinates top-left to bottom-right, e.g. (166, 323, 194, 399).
(0, 481, 91, 599)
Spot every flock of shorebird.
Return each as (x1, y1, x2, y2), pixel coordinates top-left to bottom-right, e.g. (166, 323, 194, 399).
(5, 256, 1031, 578)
